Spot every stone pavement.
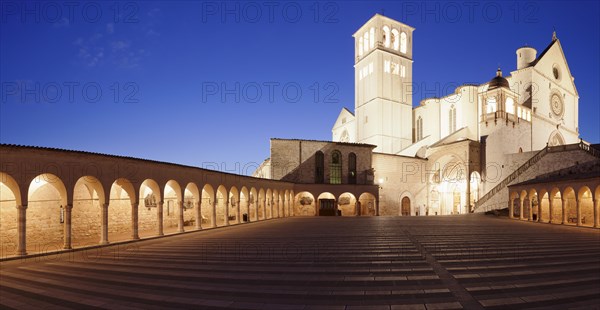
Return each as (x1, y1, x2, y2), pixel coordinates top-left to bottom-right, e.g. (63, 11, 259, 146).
(1, 215, 599, 309)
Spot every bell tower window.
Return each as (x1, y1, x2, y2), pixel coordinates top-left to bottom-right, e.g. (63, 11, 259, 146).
(400, 32, 407, 53)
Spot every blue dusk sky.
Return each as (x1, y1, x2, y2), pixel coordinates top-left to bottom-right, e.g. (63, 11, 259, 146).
(1, 1, 599, 175)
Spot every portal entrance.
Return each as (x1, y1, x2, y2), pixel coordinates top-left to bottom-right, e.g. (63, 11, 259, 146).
(401, 197, 410, 216)
(453, 190, 460, 214)
(319, 199, 337, 216)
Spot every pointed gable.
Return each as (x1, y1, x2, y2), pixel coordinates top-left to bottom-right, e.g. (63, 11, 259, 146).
(531, 39, 578, 96)
(332, 107, 355, 130)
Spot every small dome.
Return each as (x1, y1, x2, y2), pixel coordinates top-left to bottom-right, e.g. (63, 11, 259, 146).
(488, 67, 509, 89)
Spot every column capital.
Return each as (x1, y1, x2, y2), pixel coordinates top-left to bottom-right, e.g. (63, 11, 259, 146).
(16, 204, 27, 210)
(64, 204, 73, 210)
(131, 202, 139, 208)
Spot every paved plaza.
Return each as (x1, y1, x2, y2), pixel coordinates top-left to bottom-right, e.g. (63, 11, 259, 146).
(1, 215, 599, 309)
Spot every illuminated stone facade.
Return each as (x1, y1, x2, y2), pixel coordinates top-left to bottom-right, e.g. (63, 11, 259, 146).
(261, 14, 599, 219)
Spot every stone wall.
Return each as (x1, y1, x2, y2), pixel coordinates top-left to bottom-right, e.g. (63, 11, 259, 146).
(479, 147, 598, 212)
(26, 185, 63, 253)
(270, 139, 374, 184)
(372, 153, 427, 216)
(107, 198, 132, 241)
(0, 200, 17, 257)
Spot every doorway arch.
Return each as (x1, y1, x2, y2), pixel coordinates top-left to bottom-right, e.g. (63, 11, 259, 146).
(401, 197, 411, 216)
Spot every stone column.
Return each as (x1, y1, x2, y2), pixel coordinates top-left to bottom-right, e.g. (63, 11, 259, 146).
(519, 199, 524, 220)
(561, 198, 567, 224)
(576, 198, 581, 226)
(376, 199, 380, 216)
(509, 199, 514, 219)
(157, 201, 164, 236)
(211, 200, 217, 228)
(16, 205, 27, 256)
(100, 203, 109, 245)
(537, 199, 541, 222)
(178, 200, 184, 233)
(131, 203, 139, 240)
(466, 169, 471, 213)
(594, 199, 599, 228)
(225, 199, 230, 226)
(549, 198, 554, 223)
(528, 200, 533, 221)
(237, 198, 241, 224)
(63, 204, 73, 249)
(195, 201, 202, 230)
(262, 199, 266, 220)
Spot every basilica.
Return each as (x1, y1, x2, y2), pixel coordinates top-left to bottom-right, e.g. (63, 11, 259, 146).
(255, 14, 599, 220)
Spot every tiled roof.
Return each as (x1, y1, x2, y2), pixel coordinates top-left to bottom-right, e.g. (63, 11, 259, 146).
(0, 144, 265, 179)
(271, 138, 377, 148)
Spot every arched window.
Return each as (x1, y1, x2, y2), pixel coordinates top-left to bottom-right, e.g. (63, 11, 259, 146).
(358, 37, 363, 57)
(416, 116, 423, 141)
(391, 29, 399, 50)
(315, 151, 324, 183)
(449, 105, 456, 133)
(400, 32, 407, 53)
(348, 153, 357, 184)
(382, 26, 390, 48)
(330, 150, 342, 184)
(486, 97, 497, 113)
(548, 132, 564, 146)
(363, 32, 369, 53)
(369, 27, 375, 49)
(505, 97, 515, 115)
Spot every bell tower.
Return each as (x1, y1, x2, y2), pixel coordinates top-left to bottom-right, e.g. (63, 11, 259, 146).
(354, 14, 415, 154)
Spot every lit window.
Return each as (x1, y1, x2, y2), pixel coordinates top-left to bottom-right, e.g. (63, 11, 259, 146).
(400, 65, 406, 77)
(392, 29, 399, 50)
(384, 60, 390, 73)
(369, 27, 375, 49)
(358, 38, 363, 57)
(400, 32, 407, 53)
(487, 97, 497, 113)
(383, 26, 390, 48)
(505, 97, 514, 114)
(363, 32, 369, 53)
(392, 62, 399, 75)
(330, 150, 342, 184)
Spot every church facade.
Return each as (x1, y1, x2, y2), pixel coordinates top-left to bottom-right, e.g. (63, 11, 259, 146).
(256, 14, 599, 218)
